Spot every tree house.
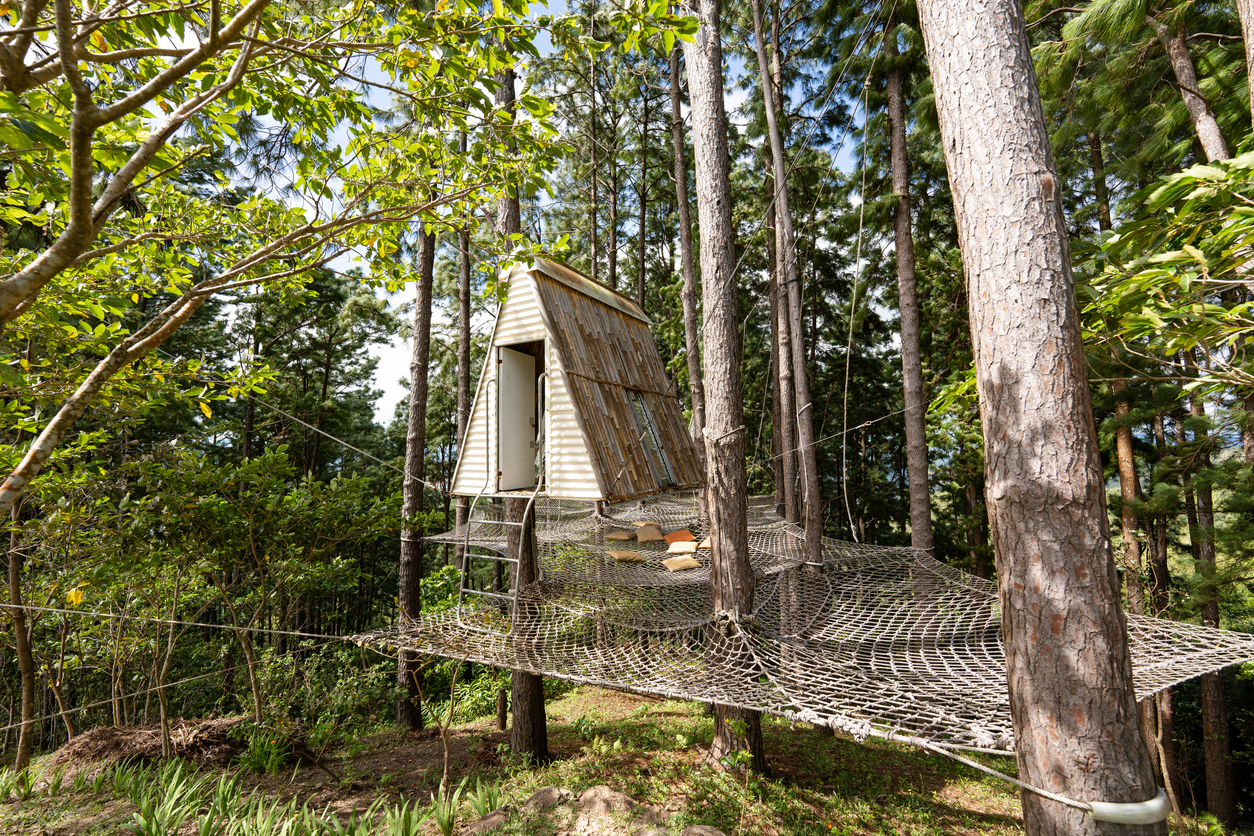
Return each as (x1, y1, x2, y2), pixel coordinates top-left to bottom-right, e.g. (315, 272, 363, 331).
(451, 258, 703, 502)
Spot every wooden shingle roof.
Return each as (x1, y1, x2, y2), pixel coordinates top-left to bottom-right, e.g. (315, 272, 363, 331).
(529, 262, 704, 502)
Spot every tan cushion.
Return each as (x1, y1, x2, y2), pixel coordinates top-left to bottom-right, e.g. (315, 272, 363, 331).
(608, 551, 646, 563)
(635, 524, 665, 543)
(630, 520, 658, 528)
(667, 540, 698, 554)
(607, 530, 636, 542)
(698, 536, 712, 549)
(662, 557, 701, 572)
(664, 528, 695, 544)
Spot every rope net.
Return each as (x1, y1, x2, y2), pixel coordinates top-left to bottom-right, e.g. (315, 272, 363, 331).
(354, 491, 1254, 753)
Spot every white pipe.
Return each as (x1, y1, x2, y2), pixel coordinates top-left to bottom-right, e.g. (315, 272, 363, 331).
(1087, 788, 1170, 824)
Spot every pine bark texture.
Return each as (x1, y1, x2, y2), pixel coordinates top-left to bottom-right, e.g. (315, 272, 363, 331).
(914, 0, 1165, 831)
(1149, 18, 1229, 162)
(496, 122, 549, 755)
(8, 504, 34, 769)
(885, 20, 933, 552)
(456, 132, 472, 576)
(669, 44, 707, 489)
(397, 228, 435, 730)
(751, 0, 822, 565)
(1238, 0, 1254, 131)
(1087, 131, 1112, 232)
(507, 498, 550, 763)
(682, 0, 766, 774)
(1186, 389, 1237, 826)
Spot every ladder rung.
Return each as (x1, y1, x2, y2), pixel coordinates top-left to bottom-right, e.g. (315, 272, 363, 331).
(464, 553, 519, 563)
(462, 589, 515, 602)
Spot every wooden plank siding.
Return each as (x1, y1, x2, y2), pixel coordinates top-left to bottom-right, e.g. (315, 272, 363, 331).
(533, 272, 703, 502)
(451, 259, 703, 502)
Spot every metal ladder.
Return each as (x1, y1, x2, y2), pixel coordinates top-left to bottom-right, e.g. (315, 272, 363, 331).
(455, 481, 544, 636)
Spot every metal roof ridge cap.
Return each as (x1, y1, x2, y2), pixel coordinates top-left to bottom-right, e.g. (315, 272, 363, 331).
(527, 257, 652, 324)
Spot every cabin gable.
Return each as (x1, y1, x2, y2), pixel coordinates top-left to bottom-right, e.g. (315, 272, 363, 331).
(450, 259, 703, 503)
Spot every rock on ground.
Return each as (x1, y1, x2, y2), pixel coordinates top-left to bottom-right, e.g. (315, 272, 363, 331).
(458, 785, 728, 836)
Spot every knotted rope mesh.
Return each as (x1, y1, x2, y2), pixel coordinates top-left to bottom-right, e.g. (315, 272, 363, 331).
(354, 492, 1254, 753)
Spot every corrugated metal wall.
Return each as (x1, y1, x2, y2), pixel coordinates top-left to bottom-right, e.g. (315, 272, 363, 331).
(546, 346, 604, 499)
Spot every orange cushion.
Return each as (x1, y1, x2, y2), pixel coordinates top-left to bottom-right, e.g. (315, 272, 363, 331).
(664, 528, 695, 544)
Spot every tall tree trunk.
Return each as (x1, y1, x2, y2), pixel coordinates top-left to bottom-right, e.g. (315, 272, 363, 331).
(915, 0, 1166, 830)
(669, 43, 707, 511)
(1087, 131, 1112, 232)
(397, 228, 435, 730)
(1149, 411, 1181, 805)
(495, 101, 548, 753)
(766, 175, 798, 523)
(766, 7, 797, 522)
(609, 141, 620, 290)
(507, 498, 549, 763)
(683, 0, 767, 775)
(1237, 0, 1254, 131)
(8, 503, 35, 770)
(884, 18, 932, 551)
(638, 85, 649, 310)
(1112, 383, 1158, 779)
(456, 131, 472, 576)
(1148, 17, 1229, 162)
(1184, 380, 1237, 827)
(1113, 384, 1145, 614)
(752, 0, 822, 567)
(964, 469, 989, 579)
(588, 7, 599, 284)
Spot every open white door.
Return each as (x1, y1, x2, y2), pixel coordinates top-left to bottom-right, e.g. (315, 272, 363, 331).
(497, 346, 536, 491)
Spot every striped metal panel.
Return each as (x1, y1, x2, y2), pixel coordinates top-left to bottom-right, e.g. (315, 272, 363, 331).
(545, 347, 603, 499)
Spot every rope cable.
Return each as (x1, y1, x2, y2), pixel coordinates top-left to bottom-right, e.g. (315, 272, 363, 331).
(0, 639, 342, 739)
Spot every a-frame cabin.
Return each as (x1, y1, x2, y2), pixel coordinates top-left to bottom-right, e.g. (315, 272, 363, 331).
(450, 258, 703, 503)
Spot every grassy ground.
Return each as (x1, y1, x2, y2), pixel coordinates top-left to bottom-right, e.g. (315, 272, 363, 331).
(0, 686, 1238, 835)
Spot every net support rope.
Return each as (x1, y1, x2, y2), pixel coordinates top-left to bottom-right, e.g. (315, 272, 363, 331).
(353, 491, 1251, 822)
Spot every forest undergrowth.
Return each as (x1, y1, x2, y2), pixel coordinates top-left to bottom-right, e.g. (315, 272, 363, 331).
(0, 686, 1242, 836)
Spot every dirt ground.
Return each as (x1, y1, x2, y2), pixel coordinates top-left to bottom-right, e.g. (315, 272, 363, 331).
(4, 687, 1032, 836)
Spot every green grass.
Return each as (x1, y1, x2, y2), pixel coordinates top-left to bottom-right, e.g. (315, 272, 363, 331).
(0, 687, 1244, 835)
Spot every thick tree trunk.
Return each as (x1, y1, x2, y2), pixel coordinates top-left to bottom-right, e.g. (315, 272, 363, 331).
(507, 498, 549, 763)
(1149, 18, 1229, 162)
(751, 0, 822, 567)
(669, 43, 707, 509)
(884, 20, 932, 552)
(397, 228, 435, 730)
(8, 504, 35, 770)
(914, 0, 1166, 830)
(683, 0, 767, 775)
(1185, 385, 1237, 827)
